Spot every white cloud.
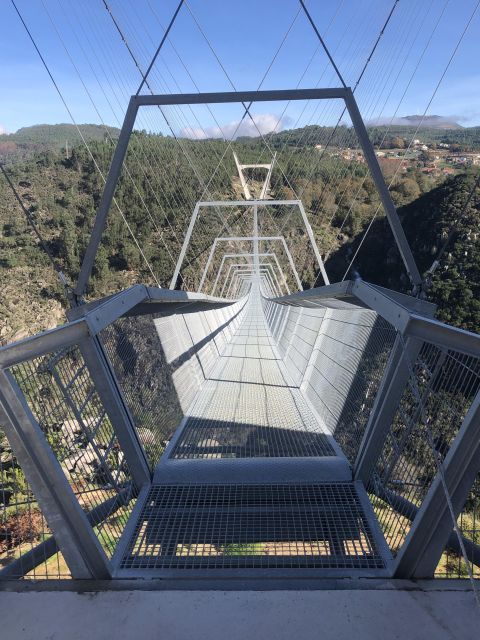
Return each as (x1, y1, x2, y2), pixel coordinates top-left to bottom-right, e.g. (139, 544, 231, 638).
(180, 113, 292, 140)
(367, 115, 464, 127)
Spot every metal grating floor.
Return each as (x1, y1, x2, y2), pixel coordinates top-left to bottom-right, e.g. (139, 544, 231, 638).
(120, 483, 385, 571)
(169, 300, 335, 459)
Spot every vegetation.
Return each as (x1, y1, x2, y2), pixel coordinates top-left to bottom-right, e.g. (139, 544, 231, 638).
(326, 171, 480, 331)
(264, 121, 480, 152)
(2, 122, 479, 340)
(0, 123, 119, 164)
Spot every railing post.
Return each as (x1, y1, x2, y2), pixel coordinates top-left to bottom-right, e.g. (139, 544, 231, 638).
(78, 335, 151, 486)
(344, 89, 422, 290)
(354, 335, 423, 482)
(0, 369, 111, 579)
(393, 389, 480, 578)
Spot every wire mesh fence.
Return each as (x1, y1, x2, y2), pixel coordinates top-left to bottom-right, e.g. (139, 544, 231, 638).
(263, 299, 397, 465)
(0, 442, 70, 579)
(435, 473, 480, 579)
(101, 300, 247, 469)
(0, 346, 139, 578)
(101, 314, 183, 470)
(367, 341, 480, 577)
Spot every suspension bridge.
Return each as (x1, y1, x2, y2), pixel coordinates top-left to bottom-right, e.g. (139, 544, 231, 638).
(1, 0, 480, 636)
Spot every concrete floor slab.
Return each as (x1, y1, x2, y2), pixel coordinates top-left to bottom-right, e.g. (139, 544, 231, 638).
(2, 588, 479, 640)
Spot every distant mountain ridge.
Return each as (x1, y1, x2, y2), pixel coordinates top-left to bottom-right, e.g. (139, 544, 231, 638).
(396, 115, 463, 129)
(0, 123, 120, 163)
(369, 115, 463, 129)
(1, 117, 478, 165)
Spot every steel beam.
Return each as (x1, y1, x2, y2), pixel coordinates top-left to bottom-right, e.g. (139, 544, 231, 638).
(170, 202, 201, 289)
(297, 200, 329, 286)
(405, 313, 480, 358)
(354, 336, 423, 483)
(0, 370, 111, 579)
(344, 89, 422, 289)
(81, 285, 148, 334)
(393, 388, 480, 578)
(74, 85, 418, 298)
(197, 241, 219, 293)
(233, 151, 252, 200)
(75, 98, 139, 298)
(211, 253, 249, 296)
(133, 87, 348, 106)
(0, 320, 88, 369)
(233, 151, 275, 201)
(197, 200, 303, 207)
(199, 235, 302, 293)
(212, 253, 287, 297)
(173, 201, 318, 293)
(352, 280, 412, 332)
(260, 152, 276, 200)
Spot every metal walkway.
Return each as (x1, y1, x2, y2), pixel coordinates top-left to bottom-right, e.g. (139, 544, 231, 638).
(117, 291, 390, 576)
(167, 294, 337, 461)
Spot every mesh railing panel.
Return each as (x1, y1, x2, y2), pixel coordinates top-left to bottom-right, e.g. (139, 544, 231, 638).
(0, 437, 70, 579)
(101, 314, 183, 470)
(368, 342, 480, 575)
(312, 311, 397, 464)
(7, 347, 137, 565)
(435, 473, 480, 578)
(101, 301, 247, 470)
(263, 300, 397, 464)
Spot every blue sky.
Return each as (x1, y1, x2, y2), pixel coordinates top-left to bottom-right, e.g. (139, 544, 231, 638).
(1, 0, 480, 135)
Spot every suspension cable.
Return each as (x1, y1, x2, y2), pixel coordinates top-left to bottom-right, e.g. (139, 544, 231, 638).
(11, 0, 162, 295)
(104, 0, 237, 243)
(299, 0, 347, 88)
(41, 0, 179, 267)
(342, 0, 480, 283)
(135, 0, 184, 95)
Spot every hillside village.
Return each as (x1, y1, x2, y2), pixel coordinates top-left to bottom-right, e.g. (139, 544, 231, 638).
(318, 138, 480, 178)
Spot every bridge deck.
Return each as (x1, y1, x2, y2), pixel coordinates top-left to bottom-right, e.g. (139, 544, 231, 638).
(165, 298, 338, 461)
(115, 294, 391, 576)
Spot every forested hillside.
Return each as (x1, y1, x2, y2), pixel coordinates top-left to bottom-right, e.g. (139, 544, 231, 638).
(0, 124, 120, 164)
(326, 172, 480, 331)
(1, 127, 479, 343)
(266, 122, 480, 151)
(2, 119, 480, 165)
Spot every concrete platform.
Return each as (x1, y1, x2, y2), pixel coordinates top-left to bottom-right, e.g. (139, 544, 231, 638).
(1, 582, 479, 639)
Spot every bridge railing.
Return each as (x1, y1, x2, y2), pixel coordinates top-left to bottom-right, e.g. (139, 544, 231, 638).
(264, 280, 480, 578)
(99, 296, 246, 469)
(0, 285, 240, 579)
(359, 331, 480, 578)
(263, 296, 397, 465)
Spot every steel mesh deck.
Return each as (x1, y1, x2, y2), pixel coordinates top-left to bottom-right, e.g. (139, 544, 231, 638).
(170, 302, 335, 459)
(120, 483, 385, 571)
